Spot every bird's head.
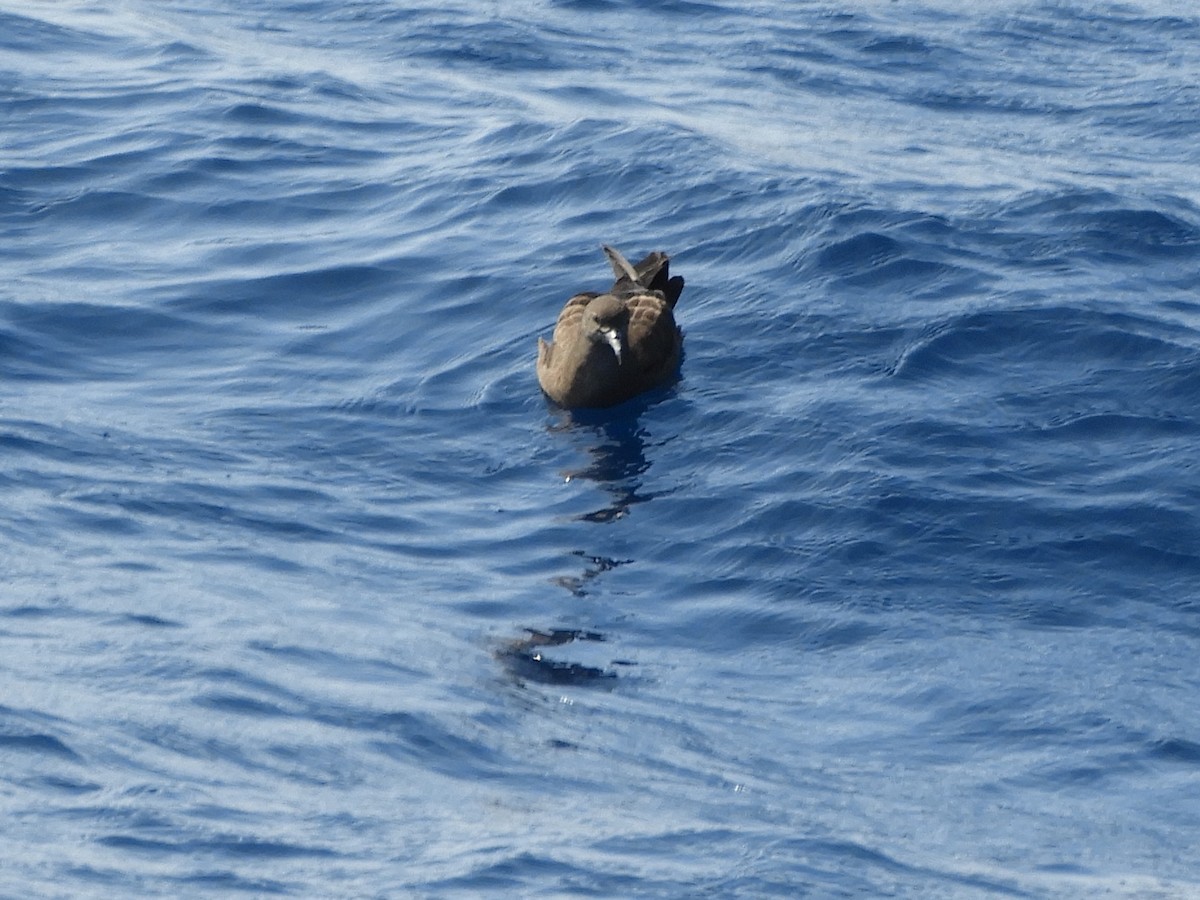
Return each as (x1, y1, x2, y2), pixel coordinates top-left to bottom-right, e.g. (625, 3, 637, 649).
(583, 295, 628, 364)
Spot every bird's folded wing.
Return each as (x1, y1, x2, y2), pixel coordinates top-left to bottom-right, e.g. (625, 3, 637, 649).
(625, 293, 678, 374)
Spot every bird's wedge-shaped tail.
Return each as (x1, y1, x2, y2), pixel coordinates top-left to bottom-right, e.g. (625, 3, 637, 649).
(601, 245, 685, 309)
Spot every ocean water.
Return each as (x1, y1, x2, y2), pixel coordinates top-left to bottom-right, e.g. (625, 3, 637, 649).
(3, 0, 1200, 895)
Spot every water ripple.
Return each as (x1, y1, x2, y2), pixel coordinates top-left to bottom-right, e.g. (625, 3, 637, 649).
(4, 1, 1200, 897)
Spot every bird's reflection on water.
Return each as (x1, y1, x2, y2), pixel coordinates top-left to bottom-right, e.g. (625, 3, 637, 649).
(496, 628, 620, 687)
(551, 550, 632, 597)
(497, 400, 670, 687)
(550, 401, 667, 524)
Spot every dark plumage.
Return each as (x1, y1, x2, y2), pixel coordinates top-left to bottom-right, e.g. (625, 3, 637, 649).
(536, 246, 685, 409)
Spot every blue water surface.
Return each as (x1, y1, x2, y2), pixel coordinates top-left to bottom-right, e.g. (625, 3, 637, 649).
(3, 0, 1200, 896)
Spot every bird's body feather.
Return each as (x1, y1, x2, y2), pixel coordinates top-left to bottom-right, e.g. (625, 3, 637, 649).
(537, 247, 684, 409)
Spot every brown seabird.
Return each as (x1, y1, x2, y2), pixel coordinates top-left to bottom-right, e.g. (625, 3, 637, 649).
(536, 245, 685, 409)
